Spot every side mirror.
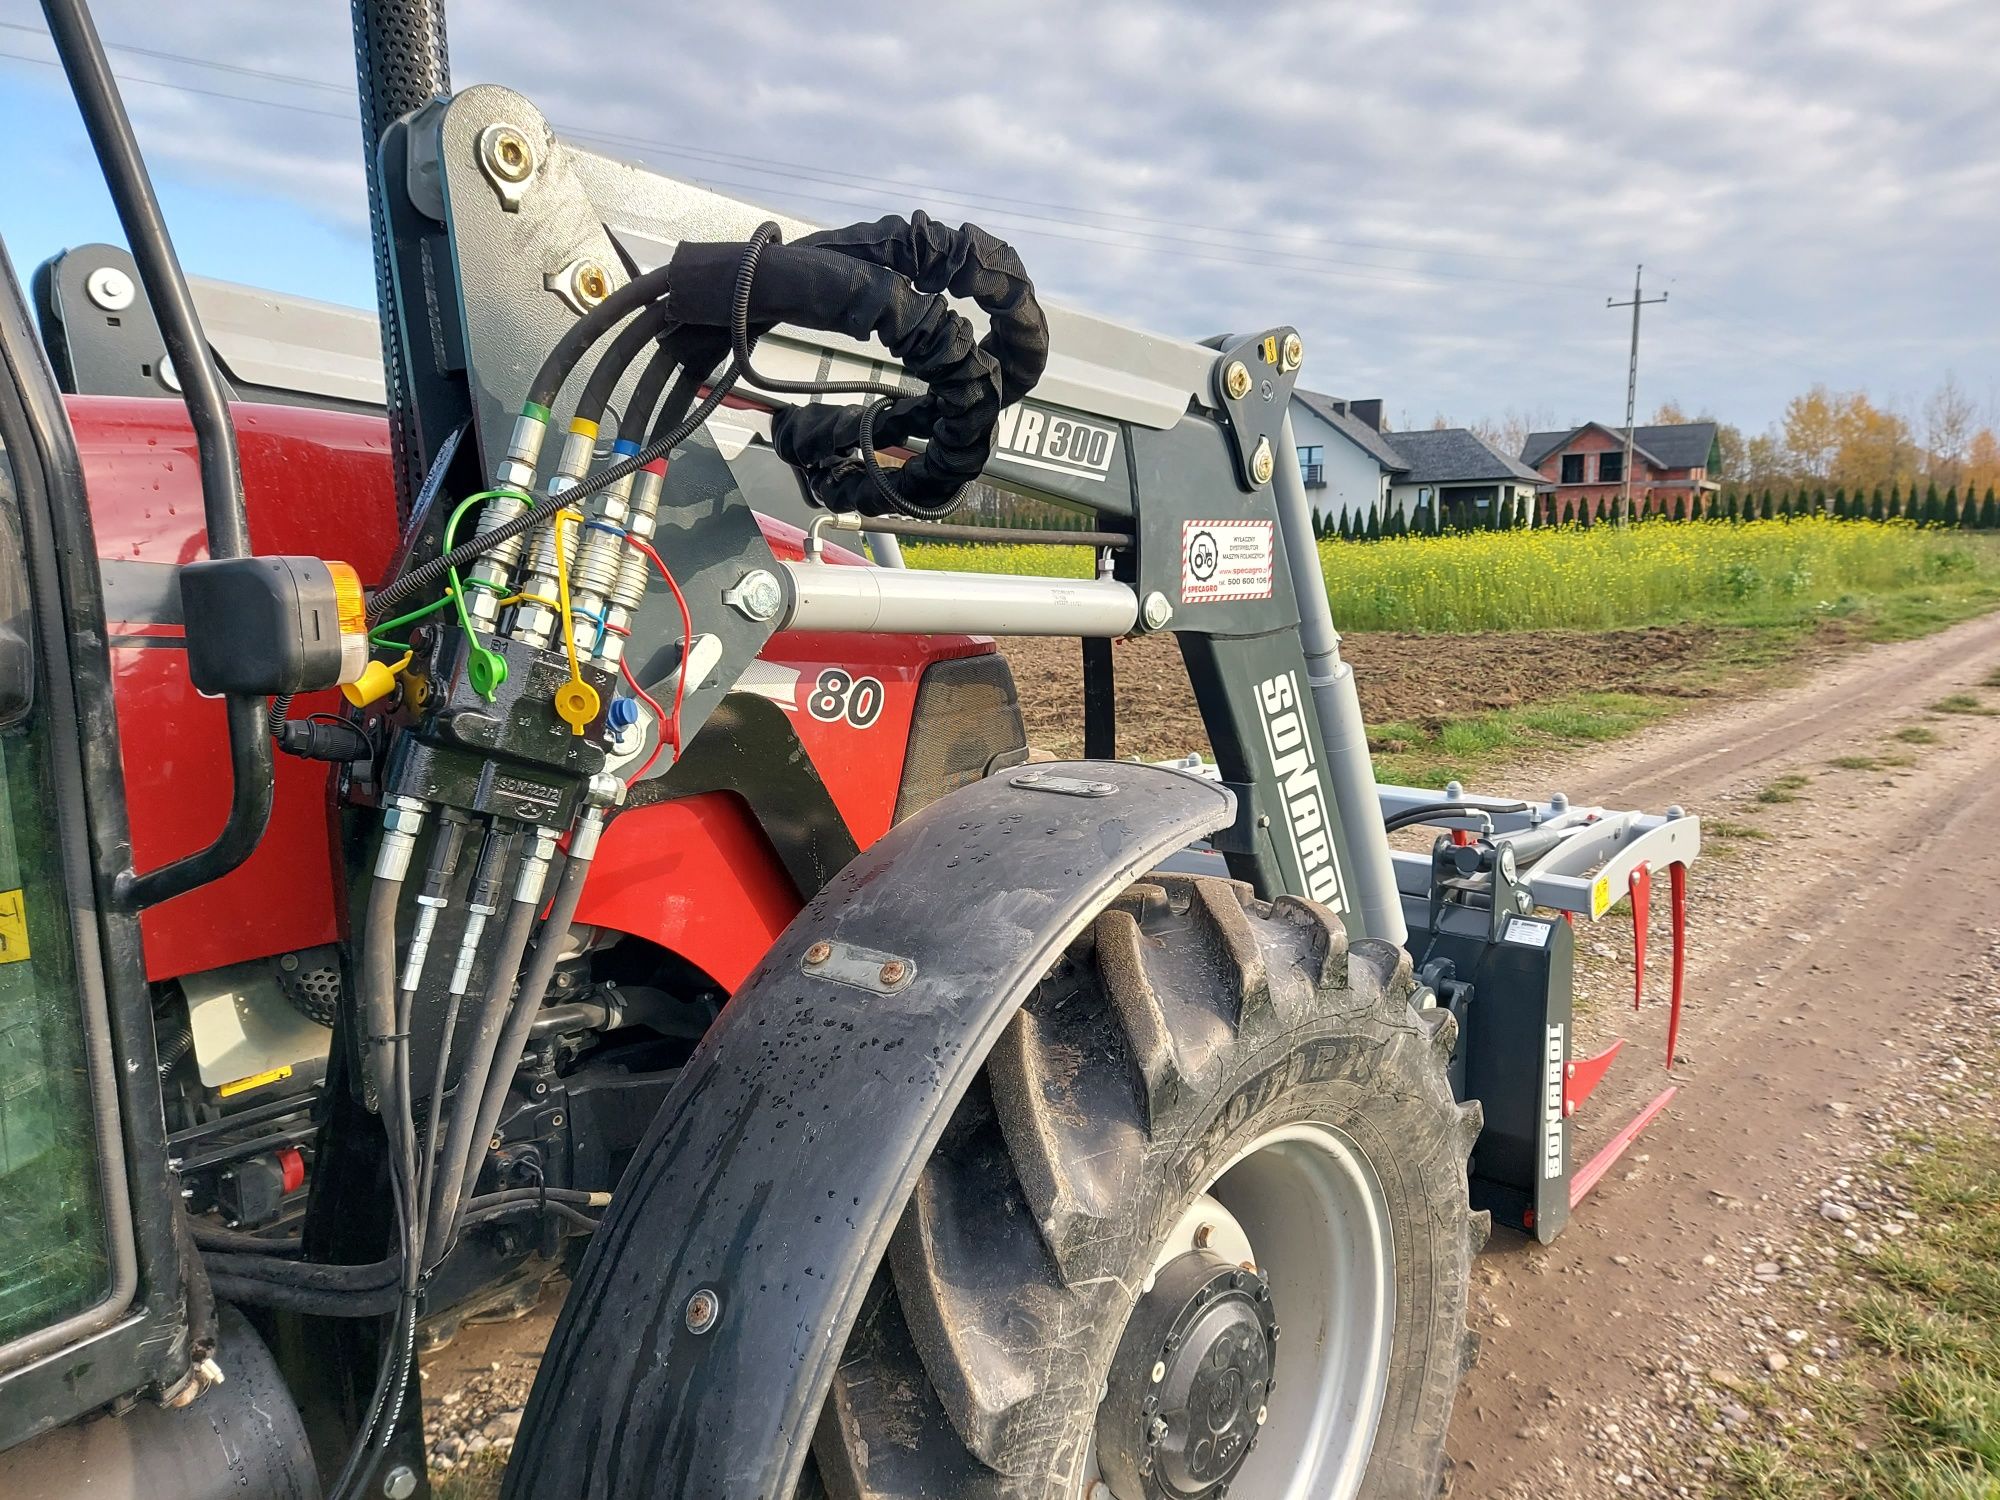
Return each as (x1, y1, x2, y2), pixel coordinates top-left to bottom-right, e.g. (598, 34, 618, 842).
(0, 473, 31, 729)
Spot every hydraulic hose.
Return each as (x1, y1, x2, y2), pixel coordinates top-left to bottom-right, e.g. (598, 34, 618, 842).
(621, 338, 686, 448)
(525, 263, 676, 411)
(422, 860, 544, 1267)
(359, 870, 404, 1113)
(447, 838, 594, 1249)
(1382, 800, 1530, 835)
(576, 301, 676, 429)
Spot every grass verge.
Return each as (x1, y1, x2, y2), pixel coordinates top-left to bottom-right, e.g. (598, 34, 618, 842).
(1368, 690, 1679, 786)
(1720, 1127, 2000, 1498)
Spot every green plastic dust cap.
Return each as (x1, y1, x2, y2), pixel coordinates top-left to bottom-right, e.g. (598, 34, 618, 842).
(467, 645, 509, 700)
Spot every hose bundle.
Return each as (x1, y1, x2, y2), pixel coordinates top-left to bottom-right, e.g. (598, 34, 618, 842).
(666, 213, 1048, 517)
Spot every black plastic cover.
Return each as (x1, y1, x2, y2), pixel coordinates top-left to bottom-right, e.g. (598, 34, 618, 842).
(177, 555, 346, 696)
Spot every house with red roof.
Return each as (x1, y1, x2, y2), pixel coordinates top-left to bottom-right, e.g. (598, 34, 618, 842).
(1520, 421, 1721, 522)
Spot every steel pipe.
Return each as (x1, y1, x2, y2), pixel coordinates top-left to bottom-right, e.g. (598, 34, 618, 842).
(777, 562, 1139, 637)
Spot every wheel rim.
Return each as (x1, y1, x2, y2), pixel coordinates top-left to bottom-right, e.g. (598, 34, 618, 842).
(1092, 1122, 1395, 1500)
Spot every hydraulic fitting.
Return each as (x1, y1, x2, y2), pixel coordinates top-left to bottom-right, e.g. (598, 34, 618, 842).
(374, 796, 428, 883)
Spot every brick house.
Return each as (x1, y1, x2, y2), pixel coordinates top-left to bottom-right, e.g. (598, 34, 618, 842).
(1520, 421, 1721, 522)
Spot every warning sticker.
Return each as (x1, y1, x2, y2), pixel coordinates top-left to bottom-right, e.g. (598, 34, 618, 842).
(0, 888, 28, 965)
(1180, 519, 1274, 605)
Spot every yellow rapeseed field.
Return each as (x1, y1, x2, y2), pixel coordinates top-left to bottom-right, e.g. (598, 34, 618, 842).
(904, 519, 1990, 633)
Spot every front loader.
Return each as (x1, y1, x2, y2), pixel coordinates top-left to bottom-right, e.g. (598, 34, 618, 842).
(0, 1, 1699, 1496)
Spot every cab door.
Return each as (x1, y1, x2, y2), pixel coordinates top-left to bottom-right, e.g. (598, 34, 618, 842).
(0, 237, 190, 1451)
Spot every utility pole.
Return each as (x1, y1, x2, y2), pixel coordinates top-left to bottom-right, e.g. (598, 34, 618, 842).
(1607, 265, 1667, 524)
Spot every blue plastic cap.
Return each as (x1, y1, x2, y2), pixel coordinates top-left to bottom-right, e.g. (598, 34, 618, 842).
(607, 695, 641, 730)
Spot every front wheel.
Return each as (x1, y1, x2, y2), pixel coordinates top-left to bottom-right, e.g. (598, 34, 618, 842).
(810, 874, 1484, 1500)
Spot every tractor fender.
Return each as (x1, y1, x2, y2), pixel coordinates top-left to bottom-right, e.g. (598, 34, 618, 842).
(507, 760, 1237, 1500)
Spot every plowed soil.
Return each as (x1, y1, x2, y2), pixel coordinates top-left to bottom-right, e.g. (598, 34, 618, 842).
(999, 625, 1722, 761)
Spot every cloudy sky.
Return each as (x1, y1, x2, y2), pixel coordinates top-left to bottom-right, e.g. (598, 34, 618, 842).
(1, 0, 1994, 438)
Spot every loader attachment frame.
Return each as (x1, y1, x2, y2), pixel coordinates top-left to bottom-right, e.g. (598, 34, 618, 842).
(366, 86, 1700, 1241)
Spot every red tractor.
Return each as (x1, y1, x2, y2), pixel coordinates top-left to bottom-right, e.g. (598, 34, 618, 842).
(0, 2, 1697, 1496)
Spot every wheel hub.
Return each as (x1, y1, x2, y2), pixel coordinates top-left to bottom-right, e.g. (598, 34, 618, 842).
(1097, 1249, 1278, 1499)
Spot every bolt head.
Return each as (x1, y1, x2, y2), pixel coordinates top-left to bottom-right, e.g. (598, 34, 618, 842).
(571, 261, 613, 308)
(1223, 360, 1253, 401)
(805, 941, 833, 966)
(879, 960, 909, 985)
(381, 1463, 418, 1500)
(1141, 590, 1173, 630)
(481, 125, 535, 183)
(685, 1287, 721, 1334)
(85, 265, 136, 312)
(1281, 332, 1304, 371)
(731, 569, 784, 622)
(1251, 436, 1276, 486)
(1147, 1416, 1170, 1446)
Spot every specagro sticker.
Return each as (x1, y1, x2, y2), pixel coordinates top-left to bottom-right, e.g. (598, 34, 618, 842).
(1181, 519, 1274, 605)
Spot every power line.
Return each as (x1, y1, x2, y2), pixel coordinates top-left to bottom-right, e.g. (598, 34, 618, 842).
(1607, 264, 1667, 522)
(0, 39, 1594, 299)
(0, 17, 1600, 286)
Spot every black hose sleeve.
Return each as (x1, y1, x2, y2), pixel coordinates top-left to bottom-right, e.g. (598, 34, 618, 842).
(798, 210, 1048, 408)
(209, 1274, 402, 1319)
(201, 1250, 400, 1291)
(188, 1221, 301, 1255)
(665, 234, 1001, 517)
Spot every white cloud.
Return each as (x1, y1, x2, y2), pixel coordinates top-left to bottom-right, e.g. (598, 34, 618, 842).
(4, 0, 1994, 433)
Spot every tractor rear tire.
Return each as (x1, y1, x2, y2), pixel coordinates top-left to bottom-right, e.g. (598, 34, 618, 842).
(807, 874, 1484, 1500)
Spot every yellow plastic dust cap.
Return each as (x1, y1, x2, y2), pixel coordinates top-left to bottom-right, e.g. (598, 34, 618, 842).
(554, 678, 600, 735)
(341, 657, 401, 708)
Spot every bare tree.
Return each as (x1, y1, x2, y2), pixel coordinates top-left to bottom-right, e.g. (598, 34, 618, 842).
(1923, 372, 1976, 486)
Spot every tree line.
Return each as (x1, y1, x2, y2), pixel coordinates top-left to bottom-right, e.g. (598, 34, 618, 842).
(1314, 480, 2000, 541)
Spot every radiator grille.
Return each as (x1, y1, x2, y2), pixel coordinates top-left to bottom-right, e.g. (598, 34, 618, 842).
(893, 652, 1028, 824)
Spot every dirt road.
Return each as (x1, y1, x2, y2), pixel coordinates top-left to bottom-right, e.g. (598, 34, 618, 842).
(425, 612, 2000, 1494)
(1443, 607, 2000, 1495)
